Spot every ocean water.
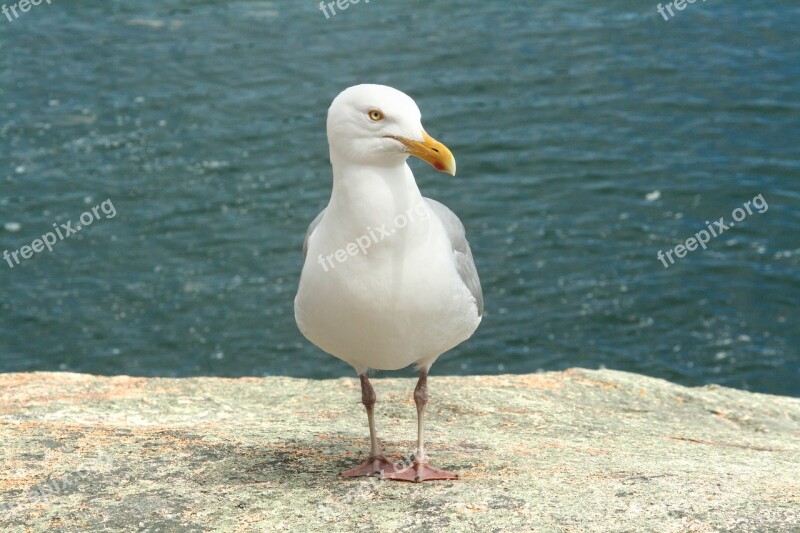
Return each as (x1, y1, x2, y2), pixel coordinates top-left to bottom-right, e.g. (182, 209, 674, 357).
(1, 1, 798, 396)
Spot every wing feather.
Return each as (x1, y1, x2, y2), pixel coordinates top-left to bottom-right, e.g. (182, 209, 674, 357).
(302, 208, 326, 259)
(424, 198, 483, 317)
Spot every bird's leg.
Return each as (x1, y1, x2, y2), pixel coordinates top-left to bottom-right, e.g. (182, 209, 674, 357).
(340, 374, 396, 478)
(385, 369, 459, 483)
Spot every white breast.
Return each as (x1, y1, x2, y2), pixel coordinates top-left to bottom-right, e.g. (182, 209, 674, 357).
(295, 201, 480, 372)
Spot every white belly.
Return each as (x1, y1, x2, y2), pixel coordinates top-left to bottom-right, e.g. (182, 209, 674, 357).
(294, 221, 480, 372)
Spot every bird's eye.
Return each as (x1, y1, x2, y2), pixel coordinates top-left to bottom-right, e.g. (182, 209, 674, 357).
(368, 109, 384, 121)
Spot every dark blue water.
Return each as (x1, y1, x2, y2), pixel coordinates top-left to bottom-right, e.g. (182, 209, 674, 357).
(1, 1, 798, 396)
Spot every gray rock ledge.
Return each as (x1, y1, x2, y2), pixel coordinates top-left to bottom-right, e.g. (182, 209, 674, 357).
(1, 369, 798, 532)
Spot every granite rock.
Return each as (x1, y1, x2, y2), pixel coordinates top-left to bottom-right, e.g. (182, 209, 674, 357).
(1, 369, 799, 532)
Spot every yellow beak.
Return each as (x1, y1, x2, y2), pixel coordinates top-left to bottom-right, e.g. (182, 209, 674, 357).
(386, 130, 456, 176)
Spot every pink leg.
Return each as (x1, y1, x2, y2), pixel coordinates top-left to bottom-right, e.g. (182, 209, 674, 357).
(341, 374, 396, 478)
(385, 370, 458, 483)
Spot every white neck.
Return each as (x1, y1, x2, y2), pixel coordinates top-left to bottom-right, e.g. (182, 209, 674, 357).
(327, 152, 426, 233)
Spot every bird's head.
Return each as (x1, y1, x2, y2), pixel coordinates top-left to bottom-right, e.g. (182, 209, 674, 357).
(326, 84, 456, 176)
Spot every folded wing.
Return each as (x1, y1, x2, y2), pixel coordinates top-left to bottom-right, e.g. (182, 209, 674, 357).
(424, 198, 483, 317)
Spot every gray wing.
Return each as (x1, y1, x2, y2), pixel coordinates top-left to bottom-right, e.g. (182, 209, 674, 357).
(424, 198, 484, 317)
(303, 208, 326, 259)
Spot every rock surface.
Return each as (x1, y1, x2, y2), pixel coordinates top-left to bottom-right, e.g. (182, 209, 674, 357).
(0, 369, 799, 532)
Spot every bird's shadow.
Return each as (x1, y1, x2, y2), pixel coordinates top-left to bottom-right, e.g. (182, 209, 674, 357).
(194, 434, 473, 487)
(193, 435, 381, 486)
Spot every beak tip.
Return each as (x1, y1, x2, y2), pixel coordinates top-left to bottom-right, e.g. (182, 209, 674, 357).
(445, 156, 456, 176)
(434, 160, 456, 176)
(393, 131, 457, 177)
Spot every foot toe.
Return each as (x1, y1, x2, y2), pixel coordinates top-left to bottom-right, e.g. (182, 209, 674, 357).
(340, 455, 397, 478)
(384, 461, 458, 483)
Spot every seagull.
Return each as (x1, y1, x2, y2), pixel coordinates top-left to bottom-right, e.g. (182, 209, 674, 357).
(294, 84, 483, 482)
